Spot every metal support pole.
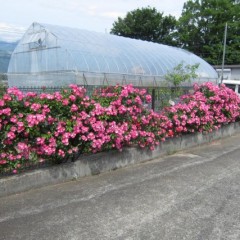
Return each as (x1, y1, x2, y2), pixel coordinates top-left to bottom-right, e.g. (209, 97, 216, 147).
(152, 89, 155, 111)
(221, 23, 228, 84)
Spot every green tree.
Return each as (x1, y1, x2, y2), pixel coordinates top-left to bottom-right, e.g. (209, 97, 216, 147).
(165, 62, 199, 87)
(177, 0, 240, 65)
(110, 7, 177, 46)
(156, 63, 200, 108)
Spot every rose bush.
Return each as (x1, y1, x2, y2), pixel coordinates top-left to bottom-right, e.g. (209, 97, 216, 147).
(0, 82, 239, 175)
(0, 85, 92, 173)
(163, 82, 240, 134)
(0, 84, 170, 174)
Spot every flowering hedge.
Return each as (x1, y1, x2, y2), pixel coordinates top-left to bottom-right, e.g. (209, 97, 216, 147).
(0, 84, 169, 174)
(0, 82, 239, 175)
(163, 82, 240, 135)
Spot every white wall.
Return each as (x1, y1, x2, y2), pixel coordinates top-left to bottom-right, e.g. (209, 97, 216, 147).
(231, 68, 240, 80)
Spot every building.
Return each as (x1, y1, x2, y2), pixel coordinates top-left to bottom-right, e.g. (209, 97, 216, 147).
(8, 22, 218, 88)
(214, 65, 240, 81)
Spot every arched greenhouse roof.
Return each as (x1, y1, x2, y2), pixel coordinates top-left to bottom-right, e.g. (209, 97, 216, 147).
(8, 22, 218, 87)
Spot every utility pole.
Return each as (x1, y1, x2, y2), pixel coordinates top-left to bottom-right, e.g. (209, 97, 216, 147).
(221, 23, 227, 84)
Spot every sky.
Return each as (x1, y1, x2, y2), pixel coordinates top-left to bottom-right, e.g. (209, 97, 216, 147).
(0, 0, 186, 42)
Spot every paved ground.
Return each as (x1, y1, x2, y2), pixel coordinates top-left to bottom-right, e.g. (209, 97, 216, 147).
(1, 134, 240, 240)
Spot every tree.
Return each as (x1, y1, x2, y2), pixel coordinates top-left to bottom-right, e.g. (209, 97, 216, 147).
(177, 0, 240, 65)
(155, 63, 200, 107)
(110, 7, 177, 46)
(165, 62, 199, 87)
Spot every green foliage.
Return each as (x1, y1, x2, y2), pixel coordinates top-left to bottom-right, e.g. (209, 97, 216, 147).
(0, 82, 7, 98)
(110, 7, 177, 46)
(111, 1, 240, 64)
(177, 0, 240, 65)
(165, 63, 199, 87)
(152, 63, 200, 108)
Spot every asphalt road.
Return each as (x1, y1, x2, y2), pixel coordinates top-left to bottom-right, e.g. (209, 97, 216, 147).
(1, 134, 240, 240)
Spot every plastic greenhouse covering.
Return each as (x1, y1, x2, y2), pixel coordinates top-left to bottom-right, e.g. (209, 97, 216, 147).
(8, 22, 218, 87)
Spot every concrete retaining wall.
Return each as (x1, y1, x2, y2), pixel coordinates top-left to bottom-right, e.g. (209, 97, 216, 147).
(1, 122, 240, 198)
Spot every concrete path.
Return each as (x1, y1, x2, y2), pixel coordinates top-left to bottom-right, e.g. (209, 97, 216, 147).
(1, 134, 240, 240)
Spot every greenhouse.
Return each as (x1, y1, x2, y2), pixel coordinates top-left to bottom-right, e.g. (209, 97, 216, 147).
(8, 22, 218, 88)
